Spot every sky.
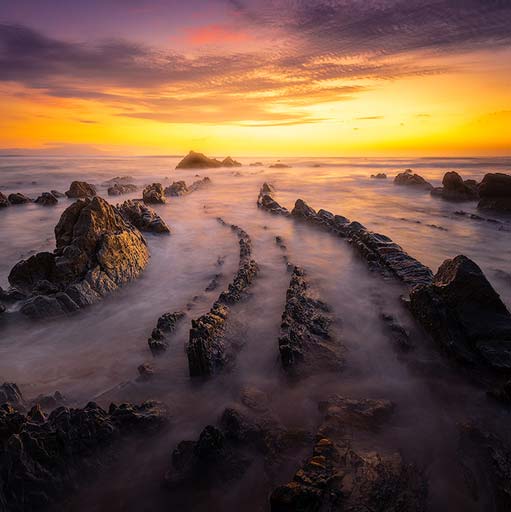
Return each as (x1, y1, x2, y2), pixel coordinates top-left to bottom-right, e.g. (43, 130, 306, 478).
(0, 0, 510, 157)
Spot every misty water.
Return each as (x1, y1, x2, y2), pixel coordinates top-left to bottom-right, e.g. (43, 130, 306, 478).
(1, 156, 511, 511)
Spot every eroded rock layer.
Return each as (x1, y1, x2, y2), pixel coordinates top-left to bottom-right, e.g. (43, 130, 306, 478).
(118, 199, 170, 234)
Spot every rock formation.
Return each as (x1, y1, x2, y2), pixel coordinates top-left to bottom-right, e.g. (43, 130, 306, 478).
(8, 196, 149, 319)
(107, 183, 137, 196)
(279, 266, 344, 376)
(118, 199, 170, 234)
(269, 163, 291, 168)
(8, 193, 32, 204)
(0, 392, 168, 511)
(35, 192, 58, 206)
(142, 183, 166, 204)
(65, 181, 97, 198)
(0, 191, 9, 207)
(187, 220, 258, 377)
(257, 183, 290, 216)
(148, 311, 185, 355)
(50, 190, 65, 198)
(394, 169, 433, 189)
(371, 172, 387, 179)
(176, 151, 241, 169)
(431, 171, 478, 201)
(477, 172, 511, 212)
(164, 177, 211, 197)
(410, 255, 511, 369)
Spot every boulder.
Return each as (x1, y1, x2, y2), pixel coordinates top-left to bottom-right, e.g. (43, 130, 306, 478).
(8, 193, 32, 204)
(107, 183, 137, 196)
(478, 173, 511, 212)
(35, 192, 58, 206)
(431, 171, 479, 201)
(410, 255, 511, 369)
(394, 169, 433, 189)
(0, 191, 9, 207)
(8, 197, 149, 319)
(142, 183, 166, 204)
(118, 199, 170, 234)
(65, 180, 96, 198)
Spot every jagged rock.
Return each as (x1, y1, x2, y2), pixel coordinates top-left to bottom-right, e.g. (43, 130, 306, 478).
(50, 190, 65, 198)
(478, 172, 511, 212)
(431, 171, 479, 201)
(107, 183, 137, 196)
(394, 169, 433, 189)
(35, 192, 58, 206)
(279, 266, 343, 376)
(8, 193, 32, 204)
(65, 180, 96, 198)
(0, 191, 10, 207)
(30, 391, 66, 411)
(222, 156, 241, 167)
(148, 311, 185, 356)
(165, 180, 188, 196)
(118, 199, 170, 234)
(8, 197, 149, 319)
(142, 183, 166, 204)
(410, 255, 511, 369)
(0, 399, 168, 511)
(176, 151, 241, 169)
(257, 183, 290, 216)
(371, 173, 387, 179)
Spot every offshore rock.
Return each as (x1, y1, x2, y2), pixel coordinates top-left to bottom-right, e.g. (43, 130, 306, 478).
(0, 399, 168, 511)
(371, 173, 387, 179)
(142, 183, 166, 204)
(394, 169, 433, 190)
(165, 180, 188, 196)
(176, 150, 241, 169)
(51, 190, 65, 198)
(0, 191, 9, 207)
(410, 255, 511, 369)
(8, 197, 149, 319)
(118, 199, 170, 234)
(279, 266, 344, 376)
(431, 171, 478, 201)
(477, 172, 511, 212)
(257, 183, 290, 216)
(8, 193, 32, 204)
(107, 183, 137, 196)
(65, 180, 97, 198)
(35, 192, 58, 206)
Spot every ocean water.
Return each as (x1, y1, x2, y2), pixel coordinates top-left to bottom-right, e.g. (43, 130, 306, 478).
(0, 156, 510, 511)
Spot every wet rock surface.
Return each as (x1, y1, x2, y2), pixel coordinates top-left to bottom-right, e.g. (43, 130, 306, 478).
(477, 172, 511, 212)
(279, 266, 344, 376)
(8, 193, 32, 204)
(65, 181, 97, 198)
(410, 255, 511, 369)
(8, 196, 149, 319)
(148, 311, 186, 356)
(107, 183, 137, 196)
(118, 199, 170, 234)
(187, 220, 258, 377)
(0, 393, 168, 512)
(142, 183, 166, 204)
(35, 192, 58, 206)
(176, 151, 241, 169)
(431, 171, 478, 201)
(394, 169, 433, 190)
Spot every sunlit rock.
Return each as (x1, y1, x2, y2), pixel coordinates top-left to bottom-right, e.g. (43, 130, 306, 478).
(142, 183, 166, 204)
(65, 180, 97, 198)
(118, 199, 170, 234)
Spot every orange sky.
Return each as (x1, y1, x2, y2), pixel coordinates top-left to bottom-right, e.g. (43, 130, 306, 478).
(1, 1, 510, 156)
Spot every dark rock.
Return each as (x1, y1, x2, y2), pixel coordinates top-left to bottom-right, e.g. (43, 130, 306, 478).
(165, 180, 188, 196)
(279, 266, 343, 376)
(50, 190, 65, 198)
(0, 399, 168, 511)
(142, 183, 166, 204)
(31, 391, 66, 411)
(148, 311, 185, 356)
(431, 171, 479, 201)
(8, 193, 32, 204)
(0, 191, 10, 207)
(137, 362, 155, 380)
(0, 304, 5, 314)
(118, 199, 170, 234)
(410, 255, 511, 369)
(0, 383, 25, 409)
(478, 173, 511, 212)
(107, 183, 137, 196)
(65, 180, 96, 198)
(8, 197, 149, 319)
(257, 183, 290, 216)
(176, 151, 241, 169)
(394, 169, 433, 190)
(35, 192, 58, 206)
(269, 163, 291, 168)
(381, 313, 414, 352)
(222, 156, 242, 167)
(371, 172, 387, 179)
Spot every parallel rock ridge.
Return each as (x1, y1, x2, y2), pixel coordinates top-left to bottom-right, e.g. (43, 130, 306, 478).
(187, 219, 258, 377)
(176, 151, 241, 169)
(257, 183, 291, 216)
(164, 176, 211, 196)
(257, 185, 432, 289)
(8, 196, 149, 319)
(148, 311, 186, 356)
(410, 255, 511, 370)
(279, 266, 343, 376)
(0, 397, 168, 511)
(118, 199, 170, 234)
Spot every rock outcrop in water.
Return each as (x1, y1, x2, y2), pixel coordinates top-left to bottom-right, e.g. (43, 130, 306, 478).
(257, 183, 290, 216)
(8, 196, 149, 319)
(431, 171, 478, 201)
(176, 151, 241, 169)
(0, 392, 168, 511)
(410, 255, 511, 369)
(0, 191, 9, 207)
(270, 395, 426, 512)
(65, 180, 97, 198)
(107, 183, 137, 196)
(279, 266, 343, 376)
(164, 177, 211, 196)
(118, 199, 170, 234)
(187, 220, 258, 377)
(142, 183, 166, 204)
(35, 192, 58, 206)
(148, 311, 186, 355)
(371, 172, 387, 179)
(8, 193, 32, 204)
(477, 172, 511, 212)
(394, 169, 433, 190)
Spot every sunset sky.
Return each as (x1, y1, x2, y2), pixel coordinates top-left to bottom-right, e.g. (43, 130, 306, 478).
(1, 0, 510, 156)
